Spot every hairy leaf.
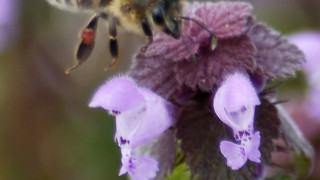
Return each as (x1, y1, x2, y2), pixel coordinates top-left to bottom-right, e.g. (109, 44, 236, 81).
(130, 53, 180, 100)
(249, 23, 305, 80)
(141, 1, 254, 62)
(175, 35, 256, 91)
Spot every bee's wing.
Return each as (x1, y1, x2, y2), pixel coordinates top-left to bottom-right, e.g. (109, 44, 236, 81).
(46, 0, 105, 12)
(46, 0, 79, 12)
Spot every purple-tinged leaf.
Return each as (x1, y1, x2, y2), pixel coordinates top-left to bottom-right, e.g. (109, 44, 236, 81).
(249, 23, 305, 80)
(137, 1, 254, 63)
(130, 53, 181, 100)
(175, 35, 256, 91)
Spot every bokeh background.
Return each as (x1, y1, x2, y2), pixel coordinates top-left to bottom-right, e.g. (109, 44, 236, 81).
(0, 0, 319, 179)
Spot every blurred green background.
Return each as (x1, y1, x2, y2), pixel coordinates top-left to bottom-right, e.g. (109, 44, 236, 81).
(0, 0, 319, 180)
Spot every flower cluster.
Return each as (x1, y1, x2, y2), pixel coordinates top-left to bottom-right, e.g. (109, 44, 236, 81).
(89, 1, 309, 179)
(130, 1, 304, 177)
(89, 76, 174, 180)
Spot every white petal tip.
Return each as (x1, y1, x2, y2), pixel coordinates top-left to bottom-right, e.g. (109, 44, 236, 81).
(88, 101, 99, 108)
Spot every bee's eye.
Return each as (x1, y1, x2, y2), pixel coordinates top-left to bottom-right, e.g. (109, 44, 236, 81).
(152, 7, 165, 25)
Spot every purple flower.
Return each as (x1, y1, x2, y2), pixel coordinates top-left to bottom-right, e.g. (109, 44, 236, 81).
(287, 31, 320, 76)
(119, 147, 159, 180)
(213, 73, 260, 140)
(85, 1, 308, 178)
(0, 0, 18, 51)
(220, 131, 261, 170)
(128, 1, 305, 178)
(89, 76, 146, 114)
(287, 31, 320, 118)
(114, 87, 174, 149)
(89, 75, 174, 179)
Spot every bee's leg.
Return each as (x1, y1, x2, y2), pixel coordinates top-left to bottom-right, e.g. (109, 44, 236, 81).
(105, 17, 119, 71)
(65, 14, 99, 74)
(99, 12, 108, 20)
(141, 18, 153, 52)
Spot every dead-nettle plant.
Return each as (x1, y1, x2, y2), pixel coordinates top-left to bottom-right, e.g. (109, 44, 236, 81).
(90, 1, 314, 180)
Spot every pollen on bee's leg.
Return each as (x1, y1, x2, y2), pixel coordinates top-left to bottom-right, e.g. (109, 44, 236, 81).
(65, 14, 99, 74)
(82, 29, 95, 45)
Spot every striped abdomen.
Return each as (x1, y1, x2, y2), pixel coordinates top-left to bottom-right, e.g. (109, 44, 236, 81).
(46, 0, 111, 12)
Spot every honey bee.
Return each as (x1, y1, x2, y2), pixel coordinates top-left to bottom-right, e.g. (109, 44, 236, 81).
(46, 0, 184, 73)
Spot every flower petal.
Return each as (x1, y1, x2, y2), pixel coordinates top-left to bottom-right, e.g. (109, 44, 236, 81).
(127, 156, 159, 180)
(119, 147, 159, 179)
(213, 72, 260, 135)
(220, 131, 261, 170)
(222, 73, 260, 111)
(287, 31, 320, 75)
(112, 86, 174, 149)
(118, 164, 127, 176)
(115, 104, 146, 146)
(246, 131, 261, 163)
(127, 88, 174, 149)
(89, 76, 146, 113)
(220, 140, 247, 170)
(287, 31, 320, 118)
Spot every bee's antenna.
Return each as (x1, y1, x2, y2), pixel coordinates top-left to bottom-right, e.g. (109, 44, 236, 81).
(179, 16, 216, 61)
(181, 35, 196, 61)
(180, 16, 216, 38)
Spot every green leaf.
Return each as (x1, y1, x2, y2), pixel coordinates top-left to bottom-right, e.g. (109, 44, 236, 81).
(165, 163, 192, 180)
(276, 105, 314, 179)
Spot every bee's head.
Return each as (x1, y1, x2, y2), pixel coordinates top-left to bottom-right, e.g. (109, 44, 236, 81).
(151, 0, 182, 39)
